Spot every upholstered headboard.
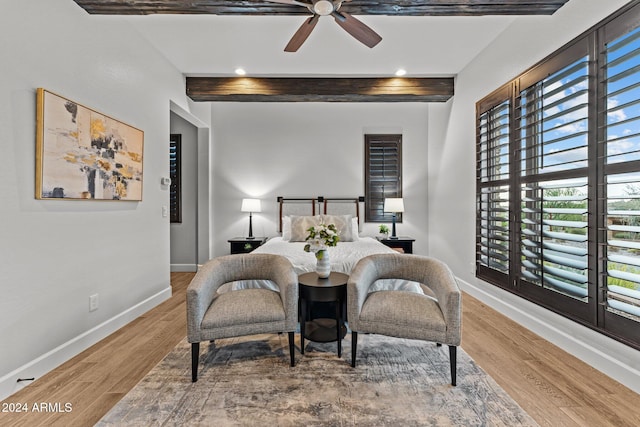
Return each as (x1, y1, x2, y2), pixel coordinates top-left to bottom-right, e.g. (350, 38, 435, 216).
(277, 196, 364, 232)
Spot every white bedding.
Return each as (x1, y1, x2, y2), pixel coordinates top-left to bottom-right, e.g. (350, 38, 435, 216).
(224, 237, 423, 294)
(253, 236, 397, 274)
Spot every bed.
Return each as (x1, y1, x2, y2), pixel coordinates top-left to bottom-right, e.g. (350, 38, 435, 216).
(253, 235, 396, 274)
(225, 197, 422, 293)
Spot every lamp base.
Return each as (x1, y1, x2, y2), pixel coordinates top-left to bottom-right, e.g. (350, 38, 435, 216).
(390, 213, 399, 240)
(247, 213, 255, 240)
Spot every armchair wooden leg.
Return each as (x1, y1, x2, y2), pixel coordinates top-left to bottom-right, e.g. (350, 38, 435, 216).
(288, 332, 295, 367)
(449, 345, 457, 386)
(191, 342, 200, 382)
(351, 331, 358, 367)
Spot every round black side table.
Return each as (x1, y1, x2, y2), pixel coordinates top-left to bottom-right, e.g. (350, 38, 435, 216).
(298, 271, 348, 357)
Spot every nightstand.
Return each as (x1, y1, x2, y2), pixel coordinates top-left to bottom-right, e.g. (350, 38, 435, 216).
(376, 236, 415, 254)
(228, 237, 267, 254)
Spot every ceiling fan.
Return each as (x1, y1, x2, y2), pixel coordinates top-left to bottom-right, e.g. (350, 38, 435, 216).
(266, 0, 382, 52)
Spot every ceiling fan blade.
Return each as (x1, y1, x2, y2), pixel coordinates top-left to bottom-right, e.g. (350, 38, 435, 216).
(332, 11, 382, 48)
(264, 0, 311, 6)
(284, 15, 320, 52)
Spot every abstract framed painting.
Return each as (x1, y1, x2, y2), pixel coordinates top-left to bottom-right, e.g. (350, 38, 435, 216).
(35, 88, 144, 200)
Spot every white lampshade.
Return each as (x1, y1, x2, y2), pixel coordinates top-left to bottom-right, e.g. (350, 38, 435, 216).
(384, 198, 404, 213)
(241, 198, 261, 213)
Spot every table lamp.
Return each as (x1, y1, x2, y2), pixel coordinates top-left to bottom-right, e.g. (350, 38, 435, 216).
(241, 198, 261, 239)
(383, 198, 404, 239)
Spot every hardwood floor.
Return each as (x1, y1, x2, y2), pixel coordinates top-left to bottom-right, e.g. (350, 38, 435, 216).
(463, 296, 640, 427)
(0, 272, 193, 427)
(1, 272, 639, 426)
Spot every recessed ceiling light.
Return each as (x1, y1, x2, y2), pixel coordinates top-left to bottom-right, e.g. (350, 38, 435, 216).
(395, 69, 407, 77)
(235, 68, 246, 76)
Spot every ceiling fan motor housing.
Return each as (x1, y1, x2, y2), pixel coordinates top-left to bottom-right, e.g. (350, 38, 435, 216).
(313, 0, 334, 16)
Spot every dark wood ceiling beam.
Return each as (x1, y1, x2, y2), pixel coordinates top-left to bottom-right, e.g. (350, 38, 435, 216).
(186, 77, 454, 102)
(72, 1, 570, 16)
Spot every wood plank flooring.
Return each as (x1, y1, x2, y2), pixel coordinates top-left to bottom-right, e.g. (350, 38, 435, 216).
(1, 272, 639, 426)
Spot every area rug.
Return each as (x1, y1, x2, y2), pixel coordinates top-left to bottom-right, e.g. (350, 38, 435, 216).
(97, 333, 538, 426)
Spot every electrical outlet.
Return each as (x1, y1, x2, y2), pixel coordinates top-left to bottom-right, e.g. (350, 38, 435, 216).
(162, 205, 168, 218)
(470, 262, 476, 275)
(89, 294, 99, 312)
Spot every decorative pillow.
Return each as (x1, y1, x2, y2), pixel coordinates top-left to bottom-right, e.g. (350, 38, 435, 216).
(320, 214, 354, 242)
(351, 217, 360, 240)
(281, 216, 292, 241)
(289, 215, 321, 242)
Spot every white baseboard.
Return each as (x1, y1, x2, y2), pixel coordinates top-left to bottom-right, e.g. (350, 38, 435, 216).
(458, 277, 640, 394)
(0, 286, 172, 401)
(170, 263, 198, 272)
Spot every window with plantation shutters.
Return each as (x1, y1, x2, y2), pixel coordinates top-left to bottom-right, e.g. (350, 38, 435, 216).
(476, 98, 511, 280)
(365, 134, 402, 222)
(475, 2, 640, 348)
(601, 22, 640, 340)
(169, 134, 182, 224)
(517, 55, 590, 305)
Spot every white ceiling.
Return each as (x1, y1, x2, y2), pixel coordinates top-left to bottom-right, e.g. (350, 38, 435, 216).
(115, 14, 519, 77)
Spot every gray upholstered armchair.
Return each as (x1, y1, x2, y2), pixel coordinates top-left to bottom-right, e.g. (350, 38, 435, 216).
(347, 254, 462, 385)
(187, 254, 298, 382)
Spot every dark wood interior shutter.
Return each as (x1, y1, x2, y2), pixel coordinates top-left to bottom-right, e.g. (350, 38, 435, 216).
(365, 134, 402, 223)
(476, 91, 512, 284)
(600, 17, 640, 341)
(169, 134, 182, 224)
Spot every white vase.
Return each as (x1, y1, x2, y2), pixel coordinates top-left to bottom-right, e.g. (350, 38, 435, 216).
(315, 249, 330, 278)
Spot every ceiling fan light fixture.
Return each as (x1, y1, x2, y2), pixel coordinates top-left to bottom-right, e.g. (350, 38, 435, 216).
(275, 0, 381, 51)
(313, 0, 334, 16)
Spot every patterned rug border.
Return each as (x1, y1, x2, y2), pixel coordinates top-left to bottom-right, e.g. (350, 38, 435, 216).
(98, 333, 538, 426)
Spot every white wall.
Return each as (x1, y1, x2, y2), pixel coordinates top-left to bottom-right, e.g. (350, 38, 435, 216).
(210, 102, 430, 256)
(170, 100, 213, 266)
(170, 112, 199, 271)
(427, 0, 640, 393)
(0, 0, 203, 399)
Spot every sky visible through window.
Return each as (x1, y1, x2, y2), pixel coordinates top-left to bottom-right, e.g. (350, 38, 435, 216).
(528, 26, 640, 198)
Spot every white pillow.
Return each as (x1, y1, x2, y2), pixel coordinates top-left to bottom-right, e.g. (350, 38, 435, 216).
(290, 215, 321, 242)
(351, 217, 360, 240)
(320, 214, 354, 242)
(281, 216, 292, 241)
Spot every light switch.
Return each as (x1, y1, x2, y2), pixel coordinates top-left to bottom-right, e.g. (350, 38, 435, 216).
(162, 205, 168, 217)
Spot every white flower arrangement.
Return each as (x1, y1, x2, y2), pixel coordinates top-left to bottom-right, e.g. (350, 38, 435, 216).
(303, 223, 339, 254)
